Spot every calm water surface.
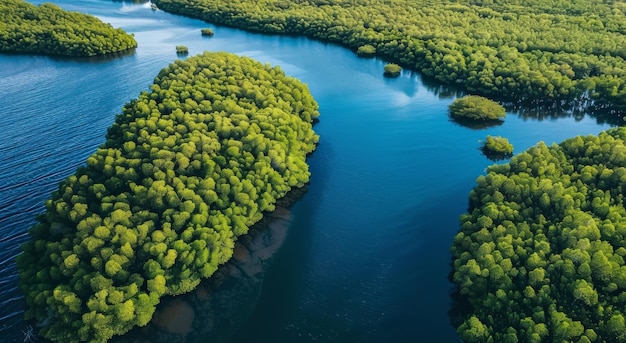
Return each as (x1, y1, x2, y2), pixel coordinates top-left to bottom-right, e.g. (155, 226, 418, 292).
(0, 1, 615, 342)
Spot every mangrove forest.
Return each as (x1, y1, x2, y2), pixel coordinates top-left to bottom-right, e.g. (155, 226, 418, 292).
(16, 51, 319, 342)
(0, 0, 136, 57)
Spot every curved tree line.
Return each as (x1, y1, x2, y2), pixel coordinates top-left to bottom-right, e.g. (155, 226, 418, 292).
(152, 0, 626, 112)
(0, 0, 136, 57)
(16, 52, 319, 342)
(451, 128, 626, 342)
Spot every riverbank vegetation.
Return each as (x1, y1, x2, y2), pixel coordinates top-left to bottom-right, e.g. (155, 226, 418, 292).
(449, 96, 506, 122)
(0, 0, 136, 57)
(451, 128, 626, 342)
(16, 52, 319, 342)
(152, 0, 626, 112)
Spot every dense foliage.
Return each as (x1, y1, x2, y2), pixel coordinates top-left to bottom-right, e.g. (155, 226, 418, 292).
(449, 95, 506, 121)
(481, 135, 513, 159)
(0, 0, 136, 57)
(383, 63, 402, 77)
(16, 52, 319, 342)
(356, 44, 376, 57)
(451, 128, 626, 342)
(175, 45, 189, 54)
(201, 28, 215, 36)
(152, 0, 626, 111)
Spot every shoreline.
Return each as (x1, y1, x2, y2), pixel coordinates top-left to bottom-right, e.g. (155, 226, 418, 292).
(112, 186, 309, 343)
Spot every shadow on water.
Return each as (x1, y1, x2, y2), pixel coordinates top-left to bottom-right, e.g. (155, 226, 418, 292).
(418, 72, 626, 126)
(112, 186, 310, 343)
(382, 71, 419, 98)
(1, 48, 137, 64)
(479, 147, 513, 162)
(506, 101, 626, 126)
(227, 143, 331, 342)
(449, 116, 504, 130)
(420, 74, 466, 100)
(112, 127, 328, 343)
(447, 278, 473, 335)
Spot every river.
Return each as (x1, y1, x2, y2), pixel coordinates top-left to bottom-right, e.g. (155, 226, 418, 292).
(0, 1, 615, 342)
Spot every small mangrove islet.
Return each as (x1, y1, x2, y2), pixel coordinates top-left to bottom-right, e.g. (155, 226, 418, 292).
(175, 45, 189, 55)
(481, 135, 514, 160)
(201, 28, 215, 37)
(383, 63, 402, 77)
(16, 51, 319, 342)
(449, 95, 506, 122)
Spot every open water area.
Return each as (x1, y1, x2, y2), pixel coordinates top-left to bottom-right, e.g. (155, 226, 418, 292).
(0, 1, 616, 341)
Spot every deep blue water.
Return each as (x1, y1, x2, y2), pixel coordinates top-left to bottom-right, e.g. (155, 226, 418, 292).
(0, 1, 615, 342)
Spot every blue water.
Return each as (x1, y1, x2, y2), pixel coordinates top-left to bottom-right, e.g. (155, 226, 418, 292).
(0, 1, 615, 342)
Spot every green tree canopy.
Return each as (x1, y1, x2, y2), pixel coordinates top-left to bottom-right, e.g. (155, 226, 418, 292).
(481, 135, 514, 160)
(449, 96, 506, 121)
(201, 28, 215, 36)
(451, 127, 626, 342)
(17, 52, 319, 342)
(383, 63, 402, 77)
(0, 0, 136, 57)
(153, 0, 626, 111)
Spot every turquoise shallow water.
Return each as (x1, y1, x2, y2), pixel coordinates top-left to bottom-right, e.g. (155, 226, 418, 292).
(0, 1, 615, 342)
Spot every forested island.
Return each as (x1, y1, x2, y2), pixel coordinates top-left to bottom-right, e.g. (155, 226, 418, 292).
(0, 0, 136, 57)
(451, 128, 626, 342)
(152, 0, 626, 112)
(16, 52, 319, 342)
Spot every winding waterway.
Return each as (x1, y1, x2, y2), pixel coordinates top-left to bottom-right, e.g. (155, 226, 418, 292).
(0, 1, 616, 342)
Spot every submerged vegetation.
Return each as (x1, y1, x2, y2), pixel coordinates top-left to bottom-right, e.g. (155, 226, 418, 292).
(16, 52, 319, 342)
(451, 128, 626, 342)
(0, 0, 136, 57)
(152, 0, 626, 112)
